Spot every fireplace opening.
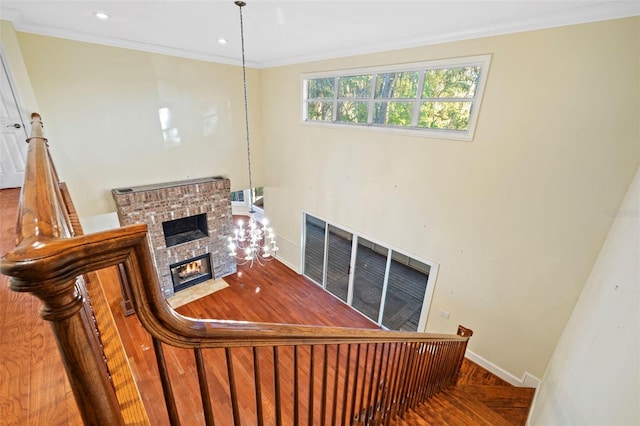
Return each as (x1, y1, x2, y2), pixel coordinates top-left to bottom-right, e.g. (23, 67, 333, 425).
(170, 253, 213, 292)
(162, 213, 208, 247)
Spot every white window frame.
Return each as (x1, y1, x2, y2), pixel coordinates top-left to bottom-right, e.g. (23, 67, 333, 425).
(300, 211, 439, 332)
(230, 189, 246, 206)
(301, 55, 491, 142)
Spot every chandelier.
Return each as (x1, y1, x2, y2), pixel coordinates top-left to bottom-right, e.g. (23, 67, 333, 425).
(228, 1, 278, 267)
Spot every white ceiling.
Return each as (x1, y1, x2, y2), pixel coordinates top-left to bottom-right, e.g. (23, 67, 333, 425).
(1, 1, 638, 68)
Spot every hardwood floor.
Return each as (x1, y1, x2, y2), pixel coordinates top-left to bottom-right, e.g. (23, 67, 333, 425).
(0, 188, 82, 425)
(1, 187, 535, 425)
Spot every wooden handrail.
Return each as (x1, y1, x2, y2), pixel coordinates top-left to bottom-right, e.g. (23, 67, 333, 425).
(1, 112, 472, 425)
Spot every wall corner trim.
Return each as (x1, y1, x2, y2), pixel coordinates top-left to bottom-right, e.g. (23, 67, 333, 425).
(465, 349, 540, 388)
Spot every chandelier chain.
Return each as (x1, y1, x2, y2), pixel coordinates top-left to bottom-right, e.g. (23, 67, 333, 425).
(237, 1, 254, 210)
(229, 1, 279, 267)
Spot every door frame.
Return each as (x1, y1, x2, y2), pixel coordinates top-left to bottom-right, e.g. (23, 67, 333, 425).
(0, 45, 29, 135)
(0, 44, 29, 189)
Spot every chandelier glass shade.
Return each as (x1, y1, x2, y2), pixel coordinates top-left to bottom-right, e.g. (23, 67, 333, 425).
(228, 215, 278, 266)
(228, 1, 278, 267)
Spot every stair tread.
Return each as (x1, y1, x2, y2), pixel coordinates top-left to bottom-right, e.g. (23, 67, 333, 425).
(460, 383, 535, 425)
(395, 387, 514, 426)
(456, 359, 513, 387)
(460, 384, 535, 407)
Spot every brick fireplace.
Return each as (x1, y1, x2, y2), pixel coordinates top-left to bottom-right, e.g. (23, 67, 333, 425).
(112, 177, 236, 297)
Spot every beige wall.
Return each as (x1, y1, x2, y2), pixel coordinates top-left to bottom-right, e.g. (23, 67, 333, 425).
(529, 166, 639, 425)
(10, 16, 639, 382)
(260, 17, 639, 380)
(15, 32, 263, 217)
(0, 20, 39, 116)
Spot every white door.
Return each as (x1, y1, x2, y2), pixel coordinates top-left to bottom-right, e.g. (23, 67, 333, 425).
(0, 51, 28, 189)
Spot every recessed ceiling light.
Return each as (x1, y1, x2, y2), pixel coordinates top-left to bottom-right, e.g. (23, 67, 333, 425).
(94, 12, 109, 20)
(218, 38, 228, 45)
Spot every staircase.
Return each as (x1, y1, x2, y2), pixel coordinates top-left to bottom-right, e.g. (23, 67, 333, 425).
(391, 359, 536, 425)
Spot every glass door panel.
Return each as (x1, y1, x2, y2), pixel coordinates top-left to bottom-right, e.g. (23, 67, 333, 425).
(382, 252, 430, 331)
(303, 215, 326, 286)
(325, 225, 353, 302)
(352, 238, 388, 322)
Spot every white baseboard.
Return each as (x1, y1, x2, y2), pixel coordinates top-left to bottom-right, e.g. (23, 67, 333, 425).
(274, 257, 300, 274)
(465, 349, 540, 388)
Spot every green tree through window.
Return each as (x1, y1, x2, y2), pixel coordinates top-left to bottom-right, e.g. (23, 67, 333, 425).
(303, 56, 490, 140)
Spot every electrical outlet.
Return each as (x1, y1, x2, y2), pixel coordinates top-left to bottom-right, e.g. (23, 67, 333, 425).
(438, 309, 450, 319)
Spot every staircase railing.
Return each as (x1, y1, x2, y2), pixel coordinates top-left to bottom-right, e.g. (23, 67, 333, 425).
(0, 113, 472, 425)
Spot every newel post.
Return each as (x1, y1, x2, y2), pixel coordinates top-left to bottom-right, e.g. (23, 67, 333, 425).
(10, 274, 125, 425)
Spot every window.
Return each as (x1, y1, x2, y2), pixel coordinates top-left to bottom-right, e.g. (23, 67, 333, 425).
(230, 190, 245, 203)
(302, 55, 490, 141)
(231, 186, 264, 213)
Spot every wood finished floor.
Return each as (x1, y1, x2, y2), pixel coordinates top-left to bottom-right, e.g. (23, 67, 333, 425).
(0, 188, 82, 425)
(1, 187, 535, 425)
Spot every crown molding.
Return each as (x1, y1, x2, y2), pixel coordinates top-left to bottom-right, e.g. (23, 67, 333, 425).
(3, 2, 638, 69)
(1, 7, 252, 68)
(260, 2, 640, 68)
(0, 8, 20, 23)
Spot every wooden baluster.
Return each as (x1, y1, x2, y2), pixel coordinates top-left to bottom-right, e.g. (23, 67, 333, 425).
(225, 348, 241, 426)
(422, 341, 436, 400)
(253, 347, 264, 426)
(406, 342, 420, 409)
(273, 346, 282, 426)
(417, 342, 429, 402)
(448, 341, 458, 385)
(348, 343, 362, 424)
(413, 341, 425, 406)
(433, 341, 446, 395)
(429, 342, 443, 394)
(293, 345, 299, 426)
(365, 343, 382, 425)
(374, 342, 391, 424)
(340, 344, 353, 426)
(444, 341, 456, 387)
(408, 342, 421, 407)
(408, 342, 422, 412)
(398, 342, 417, 416)
(194, 348, 215, 426)
(356, 343, 371, 423)
(153, 338, 180, 425)
(308, 345, 315, 425)
(435, 341, 448, 392)
(393, 342, 408, 418)
(330, 344, 341, 426)
(416, 342, 431, 403)
(383, 342, 403, 426)
(394, 342, 412, 419)
(320, 345, 328, 426)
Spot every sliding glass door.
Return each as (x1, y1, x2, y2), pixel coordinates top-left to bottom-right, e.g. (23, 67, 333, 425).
(382, 254, 429, 331)
(325, 225, 353, 303)
(352, 238, 387, 323)
(303, 215, 325, 285)
(302, 213, 436, 332)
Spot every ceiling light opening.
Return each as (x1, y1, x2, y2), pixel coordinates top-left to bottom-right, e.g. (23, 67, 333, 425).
(94, 12, 109, 20)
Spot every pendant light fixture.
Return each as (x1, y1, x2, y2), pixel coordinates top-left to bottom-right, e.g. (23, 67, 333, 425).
(228, 1, 278, 267)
